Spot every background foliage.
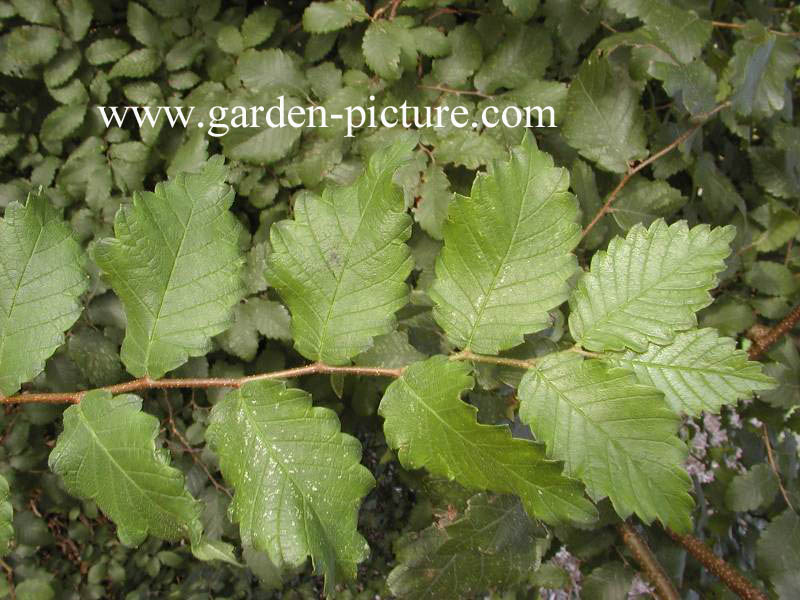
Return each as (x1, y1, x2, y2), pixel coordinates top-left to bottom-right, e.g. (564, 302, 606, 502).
(0, 0, 799, 598)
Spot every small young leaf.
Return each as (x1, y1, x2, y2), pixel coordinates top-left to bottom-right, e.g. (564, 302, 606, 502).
(431, 135, 579, 354)
(569, 220, 735, 353)
(207, 380, 374, 593)
(379, 356, 597, 526)
(49, 391, 203, 546)
(519, 353, 693, 531)
(93, 156, 245, 378)
(0, 191, 87, 397)
(267, 135, 416, 364)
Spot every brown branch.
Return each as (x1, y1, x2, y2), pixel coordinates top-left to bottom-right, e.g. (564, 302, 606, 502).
(418, 83, 494, 98)
(761, 423, 795, 512)
(0, 363, 404, 405)
(711, 20, 799, 37)
(617, 522, 679, 600)
(748, 303, 800, 360)
(665, 529, 769, 600)
(449, 349, 537, 370)
(582, 102, 729, 239)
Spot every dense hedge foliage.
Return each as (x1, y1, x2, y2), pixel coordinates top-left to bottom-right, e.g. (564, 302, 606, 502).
(0, 0, 799, 599)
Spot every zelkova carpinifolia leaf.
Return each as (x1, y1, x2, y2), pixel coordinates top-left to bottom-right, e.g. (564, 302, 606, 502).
(0, 191, 87, 397)
(48, 391, 203, 546)
(92, 156, 245, 379)
(609, 328, 775, 416)
(569, 219, 735, 353)
(519, 352, 693, 532)
(267, 134, 417, 364)
(206, 380, 374, 594)
(379, 357, 597, 526)
(430, 134, 580, 354)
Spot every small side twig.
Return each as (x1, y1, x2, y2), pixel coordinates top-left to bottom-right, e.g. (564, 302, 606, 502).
(747, 303, 800, 360)
(761, 423, 795, 512)
(449, 349, 536, 370)
(582, 102, 729, 239)
(665, 529, 769, 600)
(617, 522, 679, 600)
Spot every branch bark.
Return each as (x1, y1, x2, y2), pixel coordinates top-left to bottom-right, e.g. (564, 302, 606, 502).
(617, 522, 679, 600)
(748, 302, 800, 360)
(665, 529, 769, 600)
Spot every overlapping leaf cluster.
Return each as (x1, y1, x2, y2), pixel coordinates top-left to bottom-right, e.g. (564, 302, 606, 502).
(0, 0, 798, 598)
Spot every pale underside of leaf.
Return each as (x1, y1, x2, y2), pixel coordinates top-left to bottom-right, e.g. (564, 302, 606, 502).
(267, 135, 417, 365)
(92, 156, 245, 379)
(207, 380, 374, 593)
(379, 356, 597, 526)
(610, 328, 775, 416)
(0, 191, 87, 397)
(569, 219, 735, 353)
(519, 352, 693, 531)
(48, 391, 202, 546)
(431, 134, 579, 355)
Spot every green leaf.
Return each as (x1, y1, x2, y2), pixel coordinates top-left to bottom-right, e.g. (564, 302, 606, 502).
(610, 329, 774, 416)
(757, 510, 800, 598)
(0, 192, 87, 397)
(431, 24, 482, 87)
(207, 380, 374, 593)
(725, 464, 778, 512)
(612, 177, 686, 231)
(650, 60, 717, 116)
(11, 0, 60, 26)
(216, 298, 291, 362)
(40, 103, 86, 143)
(15, 581, 54, 600)
(128, 2, 161, 48)
(519, 352, 692, 531)
(109, 48, 162, 79)
(57, 0, 93, 41)
(48, 391, 203, 546)
(744, 261, 798, 296)
(241, 7, 279, 47)
(473, 26, 552, 93)
(0, 26, 61, 75)
(92, 156, 245, 378)
(362, 20, 414, 80)
(582, 563, 635, 600)
(379, 356, 598, 526)
(723, 22, 799, 119)
(85, 39, 131, 66)
(431, 135, 579, 354)
(606, 0, 711, 62)
(267, 135, 416, 364)
(569, 220, 735, 353)
(563, 56, 648, 173)
(303, 0, 368, 34)
(413, 163, 451, 240)
(692, 152, 745, 221)
(0, 475, 12, 556)
(387, 493, 550, 600)
(503, 0, 539, 20)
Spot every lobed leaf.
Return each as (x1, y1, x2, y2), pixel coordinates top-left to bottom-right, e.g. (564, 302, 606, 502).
(569, 219, 735, 353)
(49, 391, 203, 546)
(93, 156, 245, 378)
(207, 380, 374, 593)
(0, 191, 87, 397)
(379, 356, 597, 526)
(519, 352, 693, 531)
(431, 134, 579, 354)
(267, 135, 416, 364)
